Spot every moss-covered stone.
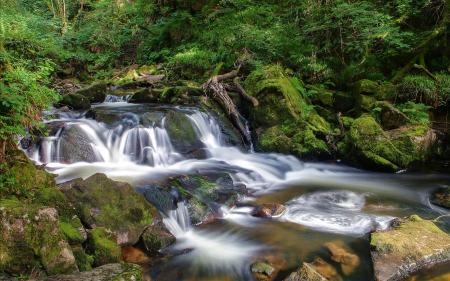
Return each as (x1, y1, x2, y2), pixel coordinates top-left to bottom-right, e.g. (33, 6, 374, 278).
(56, 93, 91, 109)
(86, 228, 121, 267)
(333, 91, 355, 113)
(251, 262, 275, 276)
(374, 101, 410, 130)
(371, 215, 450, 281)
(387, 125, 437, 163)
(306, 85, 334, 107)
(77, 82, 107, 104)
(59, 126, 97, 163)
(283, 263, 327, 281)
(71, 244, 93, 272)
(355, 94, 377, 114)
(351, 79, 379, 96)
(141, 224, 176, 251)
(86, 109, 123, 126)
(292, 127, 330, 160)
(347, 116, 410, 172)
(60, 173, 162, 246)
(165, 110, 203, 155)
(0, 199, 78, 276)
(128, 88, 160, 103)
(255, 126, 294, 154)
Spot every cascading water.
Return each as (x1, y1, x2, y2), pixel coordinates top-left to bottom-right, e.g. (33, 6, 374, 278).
(22, 95, 450, 281)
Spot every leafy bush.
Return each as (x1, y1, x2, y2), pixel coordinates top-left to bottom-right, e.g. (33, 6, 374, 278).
(401, 74, 450, 108)
(395, 101, 431, 125)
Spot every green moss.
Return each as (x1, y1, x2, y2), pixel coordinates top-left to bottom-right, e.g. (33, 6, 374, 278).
(251, 262, 274, 276)
(71, 245, 92, 272)
(292, 128, 330, 159)
(57, 93, 91, 109)
(59, 220, 85, 245)
(257, 126, 294, 154)
(351, 79, 378, 95)
(388, 125, 434, 163)
(112, 264, 144, 281)
(87, 227, 121, 267)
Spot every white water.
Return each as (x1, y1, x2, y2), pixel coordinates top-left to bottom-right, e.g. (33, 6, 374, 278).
(23, 100, 450, 281)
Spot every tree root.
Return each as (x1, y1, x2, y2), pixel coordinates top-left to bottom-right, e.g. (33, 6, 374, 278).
(326, 112, 345, 156)
(233, 77, 259, 107)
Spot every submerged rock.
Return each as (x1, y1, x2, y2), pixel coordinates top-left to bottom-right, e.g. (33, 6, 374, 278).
(60, 173, 162, 246)
(432, 186, 450, 208)
(26, 263, 143, 281)
(370, 215, 450, 281)
(164, 110, 204, 155)
(251, 203, 285, 218)
(324, 240, 360, 276)
(251, 262, 276, 281)
(283, 263, 327, 281)
(310, 257, 343, 281)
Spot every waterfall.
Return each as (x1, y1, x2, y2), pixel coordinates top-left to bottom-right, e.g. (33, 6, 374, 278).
(187, 111, 223, 148)
(162, 202, 191, 237)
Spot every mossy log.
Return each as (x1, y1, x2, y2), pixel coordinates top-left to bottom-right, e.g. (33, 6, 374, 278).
(202, 67, 251, 143)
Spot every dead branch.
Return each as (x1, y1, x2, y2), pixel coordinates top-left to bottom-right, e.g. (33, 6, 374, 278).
(233, 77, 259, 107)
(202, 66, 252, 143)
(326, 112, 345, 155)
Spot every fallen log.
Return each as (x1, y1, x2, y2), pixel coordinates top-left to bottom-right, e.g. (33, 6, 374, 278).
(233, 77, 259, 107)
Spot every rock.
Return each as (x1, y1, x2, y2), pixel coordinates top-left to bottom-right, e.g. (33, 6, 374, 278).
(76, 82, 107, 104)
(351, 79, 379, 96)
(346, 115, 410, 172)
(128, 88, 160, 103)
(59, 125, 97, 163)
(333, 91, 355, 113)
(432, 186, 450, 208)
(86, 109, 123, 126)
(375, 101, 411, 130)
(310, 257, 343, 281)
(60, 173, 162, 246)
(282, 263, 327, 281)
(324, 240, 360, 276)
(141, 223, 176, 251)
(251, 262, 275, 280)
(254, 126, 294, 154)
(371, 215, 450, 281)
(70, 244, 93, 271)
(141, 111, 165, 127)
(86, 227, 121, 267)
(305, 85, 334, 107)
(0, 199, 78, 276)
(56, 93, 91, 109)
(251, 203, 285, 218)
(27, 263, 144, 281)
(387, 125, 437, 164)
(164, 110, 204, 155)
(161, 86, 203, 104)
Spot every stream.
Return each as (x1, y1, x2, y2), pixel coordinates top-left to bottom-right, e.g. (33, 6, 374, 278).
(22, 99, 450, 281)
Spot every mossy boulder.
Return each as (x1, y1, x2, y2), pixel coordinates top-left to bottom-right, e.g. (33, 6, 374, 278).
(386, 125, 437, 164)
(370, 215, 450, 281)
(346, 116, 410, 172)
(71, 244, 93, 271)
(160, 86, 203, 104)
(351, 79, 379, 96)
(86, 228, 121, 267)
(128, 88, 161, 103)
(85, 109, 123, 127)
(60, 173, 162, 246)
(0, 199, 78, 276)
(2, 150, 55, 199)
(333, 91, 355, 113)
(77, 82, 107, 104)
(305, 85, 334, 107)
(251, 261, 275, 280)
(283, 263, 327, 281)
(141, 224, 176, 251)
(59, 125, 97, 163)
(164, 110, 204, 155)
(375, 101, 411, 130)
(254, 126, 294, 154)
(432, 187, 450, 208)
(56, 93, 91, 109)
(355, 94, 377, 114)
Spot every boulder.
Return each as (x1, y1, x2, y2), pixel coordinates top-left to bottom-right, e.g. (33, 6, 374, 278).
(251, 262, 276, 281)
(370, 215, 450, 281)
(0, 199, 78, 276)
(375, 101, 411, 130)
(85, 109, 123, 127)
(432, 186, 450, 208)
(60, 173, 162, 246)
(346, 115, 410, 172)
(324, 240, 360, 276)
(351, 79, 379, 96)
(27, 263, 143, 281)
(141, 223, 176, 251)
(251, 203, 285, 218)
(282, 263, 327, 281)
(164, 110, 204, 155)
(56, 93, 91, 109)
(333, 91, 355, 113)
(128, 88, 161, 103)
(59, 125, 97, 163)
(77, 82, 107, 104)
(86, 227, 121, 267)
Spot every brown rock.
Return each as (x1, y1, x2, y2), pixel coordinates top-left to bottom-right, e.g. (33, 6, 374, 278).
(310, 257, 343, 281)
(324, 240, 360, 276)
(251, 203, 285, 218)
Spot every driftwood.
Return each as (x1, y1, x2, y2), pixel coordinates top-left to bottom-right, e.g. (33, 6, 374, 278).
(233, 77, 259, 107)
(326, 112, 345, 155)
(202, 66, 252, 143)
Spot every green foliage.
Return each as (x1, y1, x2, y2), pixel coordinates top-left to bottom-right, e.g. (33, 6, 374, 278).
(395, 101, 431, 125)
(371, 107, 382, 123)
(401, 74, 450, 108)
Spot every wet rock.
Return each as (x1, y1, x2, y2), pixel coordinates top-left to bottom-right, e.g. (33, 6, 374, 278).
(141, 223, 176, 251)
(70, 244, 93, 271)
(54, 79, 82, 95)
(86, 227, 121, 267)
(59, 125, 97, 163)
(86, 109, 122, 126)
(310, 257, 343, 281)
(27, 263, 144, 281)
(375, 101, 411, 130)
(251, 203, 285, 218)
(161, 86, 203, 104)
(370, 215, 450, 281)
(128, 88, 160, 103)
(0, 199, 78, 276)
(432, 186, 450, 208)
(141, 111, 165, 127)
(164, 110, 204, 155)
(60, 173, 162, 246)
(346, 115, 410, 172)
(251, 262, 275, 280)
(283, 263, 327, 281)
(76, 82, 107, 104)
(56, 93, 91, 109)
(324, 240, 360, 276)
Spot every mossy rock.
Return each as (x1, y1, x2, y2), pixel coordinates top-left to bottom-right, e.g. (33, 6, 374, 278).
(306, 85, 334, 107)
(374, 101, 411, 130)
(71, 244, 93, 272)
(140, 111, 165, 127)
(355, 94, 377, 114)
(251, 261, 275, 277)
(283, 263, 327, 281)
(86, 109, 123, 126)
(314, 105, 337, 124)
(60, 173, 162, 246)
(141, 223, 176, 251)
(86, 228, 121, 267)
(387, 125, 437, 163)
(161, 86, 203, 104)
(333, 91, 355, 113)
(175, 80, 202, 88)
(0, 199, 78, 276)
(291, 126, 330, 160)
(164, 110, 204, 155)
(431, 187, 450, 208)
(128, 88, 160, 103)
(59, 125, 97, 163)
(77, 82, 107, 103)
(371, 215, 450, 281)
(56, 93, 91, 109)
(3, 150, 56, 199)
(351, 79, 379, 96)
(255, 126, 294, 154)
(347, 116, 410, 172)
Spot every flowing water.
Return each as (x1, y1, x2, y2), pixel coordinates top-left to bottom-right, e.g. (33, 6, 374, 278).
(23, 99, 450, 281)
